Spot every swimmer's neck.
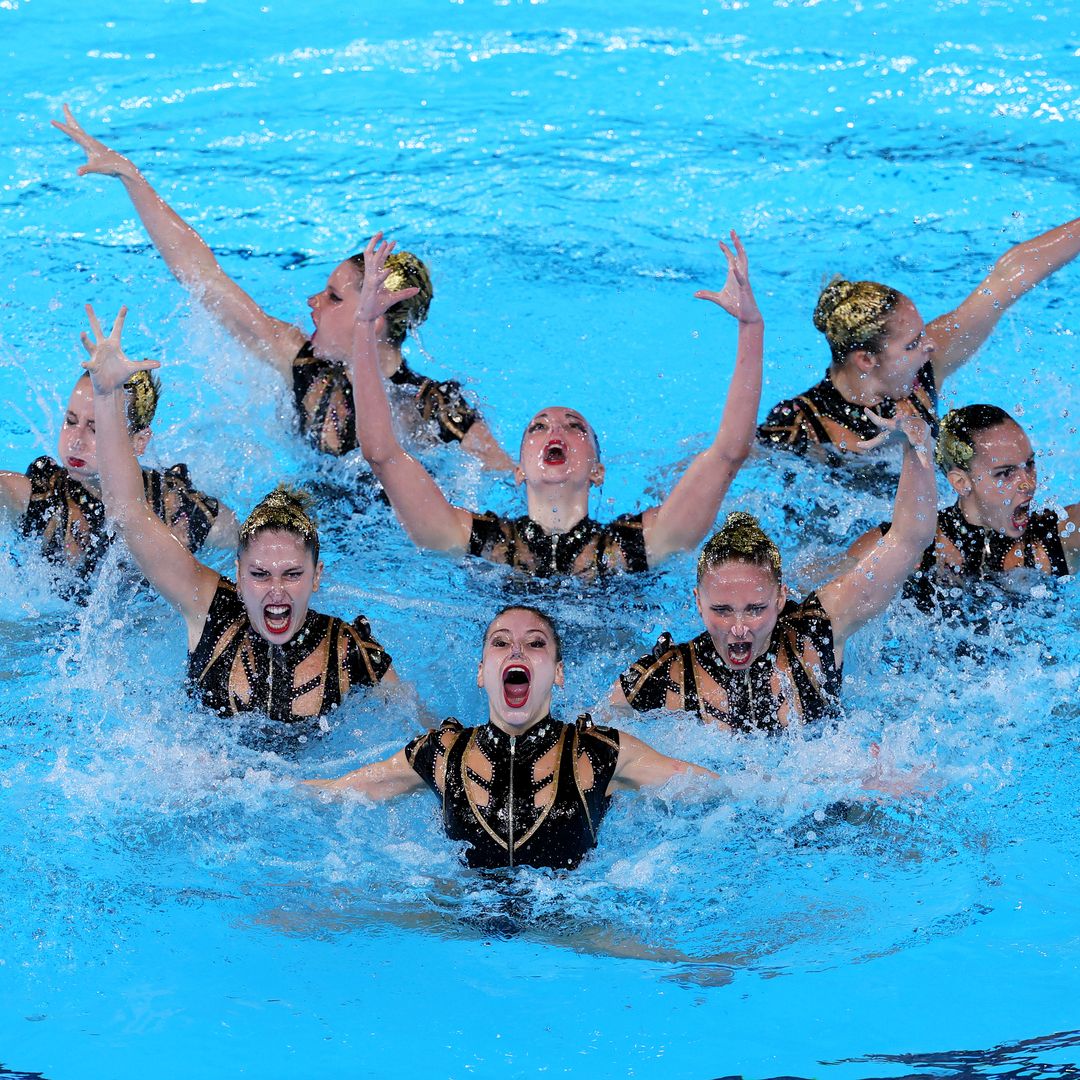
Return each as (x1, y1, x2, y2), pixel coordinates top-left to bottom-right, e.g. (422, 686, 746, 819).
(487, 707, 553, 738)
(828, 362, 890, 408)
(319, 335, 403, 379)
(67, 469, 102, 499)
(955, 495, 1002, 534)
(523, 486, 591, 534)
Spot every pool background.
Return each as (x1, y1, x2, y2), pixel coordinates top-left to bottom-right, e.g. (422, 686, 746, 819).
(1, 0, 1079, 1077)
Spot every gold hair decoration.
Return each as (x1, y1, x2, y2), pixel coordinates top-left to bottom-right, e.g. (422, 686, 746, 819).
(698, 511, 783, 581)
(936, 411, 975, 471)
(813, 277, 900, 357)
(124, 369, 161, 431)
(239, 485, 319, 550)
(383, 251, 434, 346)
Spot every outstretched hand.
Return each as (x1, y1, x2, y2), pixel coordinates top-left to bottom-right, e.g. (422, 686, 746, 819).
(80, 304, 160, 396)
(356, 232, 421, 325)
(694, 230, 762, 325)
(52, 104, 137, 180)
(857, 403, 934, 469)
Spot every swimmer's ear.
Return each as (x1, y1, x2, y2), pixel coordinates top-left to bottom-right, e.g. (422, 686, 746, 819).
(945, 467, 971, 498)
(777, 583, 788, 608)
(589, 462, 606, 487)
(693, 586, 703, 620)
(476, 661, 485, 690)
(847, 349, 877, 375)
(312, 560, 324, 592)
(130, 427, 152, 457)
(513, 464, 525, 487)
(554, 660, 565, 689)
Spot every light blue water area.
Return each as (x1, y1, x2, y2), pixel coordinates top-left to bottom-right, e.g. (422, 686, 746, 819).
(1, 1, 1080, 1078)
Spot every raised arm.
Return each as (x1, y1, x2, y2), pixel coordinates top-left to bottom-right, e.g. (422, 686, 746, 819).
(302, 748, 425, 801)
(54, 106, 304, 377)
(930, 215, 1080, 383)
(607, 730, 721, 793)
(82, 305, 219, 648)
(643, 232, 764, 566)
(818, 408, 937, 656)
(349, 235, 474, 551)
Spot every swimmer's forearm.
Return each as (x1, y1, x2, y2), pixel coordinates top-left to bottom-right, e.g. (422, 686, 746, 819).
(886, 440, 937, 549)
(94, 388, 152, 524)
(110, 166, 229, 291)
(931, 215, 1080, 378)
(644, 318, 762, 563)
(992, 214, 1080, 299)
(302, 752, 422, 802)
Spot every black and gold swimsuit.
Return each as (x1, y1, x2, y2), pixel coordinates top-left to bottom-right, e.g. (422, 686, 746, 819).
(291, 341, 480, 457)
(188, 578, 392, 723)
(21, 455, 221, 574)
(880, 502, 1072, 613)
(468, 512, 648, 579)
(757, 360, 939, 456)
(405, 714, 621, 871)
(618, 593, 841, 732)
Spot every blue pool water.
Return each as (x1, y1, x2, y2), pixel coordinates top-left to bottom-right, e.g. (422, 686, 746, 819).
(2, 1, 1080, 1077)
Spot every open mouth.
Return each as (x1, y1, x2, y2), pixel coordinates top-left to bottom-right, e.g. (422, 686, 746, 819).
(1011, 501, 1031, 532)
(542, 441, 567, 466)
(726, 641, 753, 668)
(264, 604, 292, 637)
(502, 664, 531, 709)
(66, 457, 87, 470)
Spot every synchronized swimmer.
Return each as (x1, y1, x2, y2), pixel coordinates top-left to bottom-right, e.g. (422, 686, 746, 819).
(53, 106, 514, 470)
(757, 217, 1080, 464)
(344, 231, 764, 579)
(2, 105, 1074, 872)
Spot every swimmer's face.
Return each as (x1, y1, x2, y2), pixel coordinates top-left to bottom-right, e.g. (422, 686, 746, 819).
(308, 260, 364, 361)
(863, 298, 934, 401)
(236, 530, 323, 645)
(478, 608, 564, 735)
(949, 421, 1037, 538)
(58, 376, 149, 487)
(516, 407, 604, 490)
(695, 561, 787, 671)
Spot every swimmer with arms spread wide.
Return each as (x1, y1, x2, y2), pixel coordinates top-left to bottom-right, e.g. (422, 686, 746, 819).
(846, 404, 1080, 614)
(345, 231, 764, 579)
(305, 605, 720, 871)
(53, 105, 513, 469)
(81, 305, 397, 724)
(612, 407, 936, 732)
(0, 362, 236, 575)
(758, 216, 1080, 459)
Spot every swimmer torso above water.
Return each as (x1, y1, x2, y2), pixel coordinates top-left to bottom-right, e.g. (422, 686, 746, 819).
(345, 232, 764, 580)
(305, 607, 720, 872)
(758, 215, 1080, 464)
(404, 713, 620, 870)
(52, 106, 514, 471)
(847, 404, 1080, 616)
(611, 405, 937, 732)
(0, 369, 235, 575)
(80, 304, 397, 724)
(618, 593, 840, 733)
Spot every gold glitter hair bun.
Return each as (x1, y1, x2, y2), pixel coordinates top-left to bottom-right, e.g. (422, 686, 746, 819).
(936, 404, 1016, 472)
(124, 369, 161, 432)
(813, 276, 903, 364)
(698, 511, 783, 583)
(239, 484, 320, 560)
(347, 249, 434, 348)
(383, 251, 434, 347)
